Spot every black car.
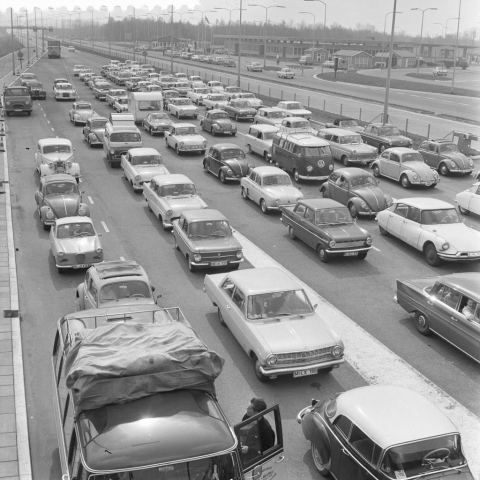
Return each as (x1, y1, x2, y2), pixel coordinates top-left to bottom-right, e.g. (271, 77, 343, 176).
(203, 143, 251, 183)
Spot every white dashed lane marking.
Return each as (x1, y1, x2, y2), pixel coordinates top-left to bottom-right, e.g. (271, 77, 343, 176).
(87, 196, 94, 204)
(372, 246, 381, 252)
(101, 221, 110, 233)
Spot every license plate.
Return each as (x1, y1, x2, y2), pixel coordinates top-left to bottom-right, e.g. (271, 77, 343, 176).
(344, 252, 358, 256)
(73, 264, 89, 269)
(15, 109, 23, 111)
(293, 368, 318, 378)
(211, 261, 227, 266)
(467, 252, 480, 257)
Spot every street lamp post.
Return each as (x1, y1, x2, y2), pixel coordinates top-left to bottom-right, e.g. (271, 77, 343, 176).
(304, 0, 327, 73)
(248, 4, 285, 68)
(85, 8, 94, 49)
(34, 7, 44, 53)
(174, 11, 194, 46)
(101, 6, 111, 56)
(383, 0, 398, 124)
(380, 10, 402, 69)
(21, 9, 31, 65)
(214, 8, 243, 58)
(237, 0, 244, 88)
(434, 22, 446, 38)
(411, 7, 437, 74)
(451, 1, 462, 94)
(9, 8, 15, 74)
(194, 9, 215, 53)
(299, 11, 315, 58)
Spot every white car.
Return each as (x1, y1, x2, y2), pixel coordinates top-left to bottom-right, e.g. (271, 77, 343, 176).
(174, 73, 188, 81)
(53, 83, 76, 101)
(276, 101, 312, 119)
(114, 98, 129, 113)
(203, 93, 229, 110)
(245, 124, 280, 162)
(105, 89, 127, 107)
(167, 97, 199, 119)
(254, 107, 288, 126)
(231, 92, 263, 109)
(79, 69, 94, 81)
(73, 64, 85, 76)
(35, 138, 81, 180)
(246, 62, 263, 71)
(206, 81, 224, 93)
(279, 117, 315, 133)
(187, 87, 209, 105)
(165, 123, 207, 155)
(121, 147, 169, 192)
(376, 197, 480, 266)
(277, 67, 295, 79)
(455, 182, 480, 216)
(188, 75, 204, 85)
(143, 174, 208, 229)
(223, 86, 243, 100)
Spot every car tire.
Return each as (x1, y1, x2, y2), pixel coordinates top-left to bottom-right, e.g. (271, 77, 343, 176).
(219, 170, 226, 184)
(379, 225, 389, 236)
(174, 236, 180, 250)
(458, 205, 470, 215)
(358, 252, 368, 260)
(379, 144, 387, 153)
(147, 201, 152, 212)
(318, 246, 329, 263)
(320, 187, 328, 198)
(260, 199, 268, 214)
(372, 165, 380, 178)
(415, 311, 431, 335)
(218, 308, 227, 327)
(341, 155, 349, 167)
(149, 127, 153, 135)
(165, 138, 170, 148)
(311, 443, 331, 477)
(231, 132, 236, 137)
(348, 203, 358, 218)
(74, 119, 78, 126)
(293, 169, 300, 183)
(57, 266, 65, 274)
(246, 144, 252, 154)
(175, 145, 181, 155)
(253, 355, 270, 383)
(424, 243, 441, 267)
(212, 129, 216, 137)
(241, 187, 249, 200)
(288, 225, 296, 240)
(235, 114, 239, 122)
(43, 222, 50, 231)
(200, 150, 206, 155)
(264, 152, 271, 163)
(400, 174, 411, 189)
(439, 163, 449, 176)
(187, 255, 196, 272)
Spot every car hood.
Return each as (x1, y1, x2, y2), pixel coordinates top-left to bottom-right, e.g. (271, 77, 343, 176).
(246, 99, 262, 106)
(176, 105, 197, 110)
(151, 120, 172, 127)
(91, 129, 105, 140)
(74, 110, 94, 119)
(42, 152, 74, 162)
(44, 195, 80, 217)
(224, 158, 250, 176)
(321, 223, 369, 241)
(189, 235, 242, 253)
(385, 135, 411, 145)
(176, 135, 205, 144)
(236, 107, 256, 114)
(352, 186, 388, 212)
(133, 164, 169, 180)
(252, 314, 339, 353)
(422, 224, 480, 251)
(406, 162, 437, 180)
(166, 195, 207, 214)
(343, 144, 376, 154)
(442, 151, 471, 168)
(262, 185, 302, 200)
(213, 119, 232, 128)
(287, 109, 311, 115)
(56, 236, 99, 253)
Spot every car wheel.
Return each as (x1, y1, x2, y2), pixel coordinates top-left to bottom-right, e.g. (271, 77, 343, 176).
(439, 163, 449, 176)
(260, 199, 269, 214)
(149, 127, 153, 135)
(320, 187, 328, 198)
(400, 174, 411, 189)
(288, 225, 296, 240)
(348, 203, 358, 218)
(218, 308, 227, 327)
(415, 311, 431, 335)
(358, 252, 368, 260)
(264, 152, 271, 163)
(246, 144, 252, 154)
(174, 236, 180, 250)
(74, 119, 78, 126)
(219, 170, 226, 184)
(231, 132, 236, 137)
(293, 169, 300, 183)
(253, 355, 270, 383)
(458, 205, 470, 215)
(147, 201, 152, 212)
(341, 155, 349, 167)
(372, 165, 380, 178)
(379, 225, 389, 236)
(187, 255, 196, 272)
(43, 222, 50, 231)
(379, 144, 387, 153)
(317, 246, 329, 263)
(175, 145, 181, 155)
(311, 443, 331, 477)
(235, 114, 239, 122)
(212, 129, 216, 137)
(241, 187, 249, 200)
(424, 243, 441, 267)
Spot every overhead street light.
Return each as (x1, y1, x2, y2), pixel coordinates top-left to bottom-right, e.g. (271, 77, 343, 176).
(304, 0, 327, 73)
(411, 7, 437, 74)
(383, 0, 399, 125)
(20, 8, 30, 65)
(450, 1, 462, 95)
(214, 7, 244, 58)
(299, 11, 315, 61)
(193, 9, 215, 53)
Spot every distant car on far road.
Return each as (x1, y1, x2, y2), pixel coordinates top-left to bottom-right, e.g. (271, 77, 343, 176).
(325, 116, 364, 132)
(433, 66, 448, 76)
(246, 62, 263, 72)
(277, 67, 295, 79)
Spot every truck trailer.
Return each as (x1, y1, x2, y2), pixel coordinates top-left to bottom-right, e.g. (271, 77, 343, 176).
(47, 40, 61, 58)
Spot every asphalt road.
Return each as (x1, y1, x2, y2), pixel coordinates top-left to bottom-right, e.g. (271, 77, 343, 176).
(7, 50, 480, 480)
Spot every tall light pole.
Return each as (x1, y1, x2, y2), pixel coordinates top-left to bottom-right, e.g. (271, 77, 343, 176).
(249, 4, 285, 67)
(214, 8, 243, 58)
(383, 0, 398, 124)
(34, 7, 44, 53)
(304, 0, 327, 73)
(411, 7, 437, 74)
(9, 8, 15, 74)
(451, 1, 462, 94)
(380, 11, 402, 69)
(101, 6, 111, 55)
(174, 11, 194, 44)
(299, 11, 315, 58)
(194, 9, 215, 53)
(238, 0, 243, 88)
(20, 8, 31, 65)
(85, 8, 94, 49)
(142, 13, 168, 50)
(434, 22, 446, 38)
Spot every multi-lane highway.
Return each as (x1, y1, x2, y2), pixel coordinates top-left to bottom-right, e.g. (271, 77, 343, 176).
(5, 49, 480, 479)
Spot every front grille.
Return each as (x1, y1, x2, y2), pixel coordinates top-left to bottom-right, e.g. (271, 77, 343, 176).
(202, 250, 238, 261)
(76, 253, 86, 263)
(275, 347, 333, 366)
(63, 93, 70, 97)
(12, 104, 24, 108)
(355, 152, 375, 159)
(332, 240, 366, 249)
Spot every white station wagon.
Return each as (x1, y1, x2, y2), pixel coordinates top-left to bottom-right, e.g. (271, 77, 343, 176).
(276, 101, 312, 119)
(165, 123, 207, 155)
(245, 124, 280, 162)
(167, 97, 199, 119)
(53, 82, 76, 101)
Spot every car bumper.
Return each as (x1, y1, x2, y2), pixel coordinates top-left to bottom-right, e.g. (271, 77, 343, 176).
(449, 169, 473, 174)
(326, 246, 372, 256)
(259, 357, 344, 376)
(180, 146, 204, 152)
(438, 251, 480, 261)
(56, 258, 103, 269)
(348, 157, 376, 165)
(298, 174, 329, 181)
(191, 258, 244, 267)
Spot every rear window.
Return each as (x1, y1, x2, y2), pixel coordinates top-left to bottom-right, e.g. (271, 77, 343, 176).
(138, 100, 162, 111)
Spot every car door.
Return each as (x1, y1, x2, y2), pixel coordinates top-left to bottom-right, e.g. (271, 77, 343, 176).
(385, 152, 401, 180)
(289, 203, 307, 242)
(467, 185, 480, 213)
(329, 135, 341, 159)
(174, 217, 189, 256)
(83, 275, 99, 310)
(386, 203, 409, 238)
(203, 112, 212, 131)
(253, 131, 265, 155)
(121, 152, 133, 180)
(427, 143, 442, 169)
(245, 171, 260, 204)
(399, 206, 423, 248)
(234, 405, 285, 480)
(35, 143, 42, 170)
(299, 207, 319, 249)
(223, 284, 251, 351)
(333, 175, 349, 206)
(210, 149, 222, 176)
(418, 141, 434, 168)
(166, 127, 175, 148)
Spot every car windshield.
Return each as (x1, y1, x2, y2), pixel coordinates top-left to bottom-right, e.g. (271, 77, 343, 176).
(45, 182, 78, 195)
(350, 175, 377, 188)
(340, 135, 362, 144)
(263, 132, 276, 140)
(286, 103, 304, 110)
(291, 121, 309, 128)
(210, 82, 222, 86)
(57, 222, 94, 238)
(173, 99, 192, 105)
(229, 88, 242, 93)
(56, 84, 72, 90)
(439, 143, 459, 153)
(131, 155, 162, 165)
(195, 88, 208, 93)
(5, 88, 28, 95)
(150, 113, 170, 121)
(221, 149, 245, 160)
(210, 95, 225, 101)
(235, 101, 252, 108)
(378, 126, 401, 136)
(401, 152, 423, 162)
(159, 183, 196, 197)
(110, 132, 141, 142)
(247, 289, 313, 319)
(99, 281, 152, 304)
(117, 98, 128, 105)
(188, 220, 232, 238)
(43, 144, 72, 154)
(175, 127, 197, 135)
(76, 104, 91, 110)
(303, 146, 332, 157)
(263, 175, 291, 186)
(269, 111, 287, 119)
(316, 207, 353, 225)
(91, 120, 107, 130)
(420, 208, 461, 225)
(340, 120, 357, 127)
(212, 113, 228, 119)
(380, 434, 466, 479)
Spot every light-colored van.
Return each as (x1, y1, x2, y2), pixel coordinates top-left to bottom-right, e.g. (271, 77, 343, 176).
(128, 91, 163, 123)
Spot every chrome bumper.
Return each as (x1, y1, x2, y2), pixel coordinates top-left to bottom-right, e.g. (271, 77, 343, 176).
(259, 357, 344, 376)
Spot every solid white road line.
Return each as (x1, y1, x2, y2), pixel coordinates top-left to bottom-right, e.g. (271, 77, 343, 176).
(372, 246, 381, 252)
(232, 228, 480, 476)
(87, 196, 94, 204)
(100, 221, 110, 233)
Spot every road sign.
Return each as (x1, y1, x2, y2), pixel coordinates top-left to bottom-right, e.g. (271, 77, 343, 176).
(142, 50, 148, 57)
(17, 51, 24, 59)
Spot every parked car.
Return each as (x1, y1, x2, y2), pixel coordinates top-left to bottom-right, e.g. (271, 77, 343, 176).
(317, 128, 378, 166)
(455, 181, 480, 216)
(53, 82, 76, 101)
(188, 75, 203, 85)
(206, 81, 224, 93)
(75, 260, 157, 310)
(276, 101, 312, 119)
(204, 267, 344, 381)
(325, 116, 364, 132)
(113, 97, 129, 113)
(223, 58, 236, 67)
(221, 99, 257, 121)
(69, 101, 96, 126)
(203, 144, 250, 183)
(35, 174, 89, 230)
(172, 81, 192, 97)
(241, 166, 303, 214)
(361, 123, 412, 152)
(165, 123, 207, 155)
(417, 139, 474, 175)
(143, 174, 208, 230)
(50, 217, 103, 273)
(231, 92, 263, 109)
(246, 62, 263, 72)
(200, 109, 237, 137)
(35, 138, 81, 180)
(105, 88, 127, 107)
(79, 69, 94, 81)
(142, 112, 173, 136)
(53, 77, 69, 87)
(203, 93, 229, 110)
(297, 385, 473, 479)
(395, 272, 480, 362)
(67, 46, 75, 52)
(83, 116, 108, 147)
(187, 87, 209, 105)
(173, 209, 243, 272)
(320, 168, 393, 218)
(26, 80, 47, 99)
(277, 67, 295, 79)
(433, 66, 448, 76)
(167, 97, 199, 119)
(254, 107, 288, 126)
(281, 199, 372, 262)
(245, 124, 280, 162)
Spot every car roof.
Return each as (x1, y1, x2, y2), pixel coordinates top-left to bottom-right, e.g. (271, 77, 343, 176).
(126, 148, 160, 156)
(74, 102, 92, 107)
(300, 198, 344, 210)
(249, 125, 280, 132)
(182, 209, 226, 222)
(393, 197, 454, 209)
(213, 143, 242, 150)
(431, 139, 454, 144)
(88, 116, 108, 123)
(283, 116, 310, 122)
(43, 174, 77, 183)
(384, 147, 417, 154)
(433, 273, 480, 300)
(335, 116, 355, 121)
(258, 107, 284, 112)
(91, 260, 145, 280)
(320, 128, 359, 136)
(38, 138, 72, 146)
(276, 132, 329, 146)
(253, 166, 288, 176)
(209, 109, 228, 114)
(173, 123, 196, 128)
(334, 385, 458, 449)
(369, 123, 396, 128)
(55, 216, 93, 226)
(151, 174, 193, 185)
(334, 167, 374, 178)
(225, 267, 301, 295)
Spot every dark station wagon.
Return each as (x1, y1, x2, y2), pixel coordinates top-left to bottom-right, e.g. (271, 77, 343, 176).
(361, 123, 412, 152)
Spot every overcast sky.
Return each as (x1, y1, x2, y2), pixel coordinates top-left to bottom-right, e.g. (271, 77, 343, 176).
(3, 0, 480, 39)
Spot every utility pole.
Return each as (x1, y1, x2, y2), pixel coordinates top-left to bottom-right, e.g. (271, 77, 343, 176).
(10, 8, 15, 75)
(383, 0, 398, 124)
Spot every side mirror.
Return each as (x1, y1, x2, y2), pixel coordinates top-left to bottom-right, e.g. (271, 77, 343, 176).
(156, 294, 162, 303)
(313, 304, 318, 309)
(98, 233, 102, 237)
(151, 286, 156, 292)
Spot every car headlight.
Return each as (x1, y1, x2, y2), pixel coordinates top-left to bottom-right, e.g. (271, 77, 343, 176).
(329, 240, 336, 248)
(236, 250, 243, 259)
(352, 150, 356, 154)
(166, 209, 173, 216)
(199, 96, 203, 101)
(135, 175, 141, 181)
(180, 142, 185, 148)
(25, 100, 31, 105)
(306, 165, 313, 172)
(332, 345, 344, 357)
(6, 101, 10, 105)
(266, 354, 278, 366)
(329, 164, 334, 171)
(203, 141, 207, 148)
(366, 237, 372, 245)
(213, 124, 220, 129)
(469, 160, 474, 168)
(275, 199, 280, 205)
(78, 208, 87, 216)
(96, 248, 102, 254)
(374, 148, 378, 154)
(433, 171, 439, 178)
(442, 242, 450, 251)
(57, 251, 65, 257)
(361, 201, 367, 209)
(412, 173, 418, 180)
(232, 123, 237, 129)
(193, 254, 202, 262)
(450, 161, 456, 168)
(46, 210, 54, 219)
(110, 150, 115, 155)
(48, 162, 54, 168)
